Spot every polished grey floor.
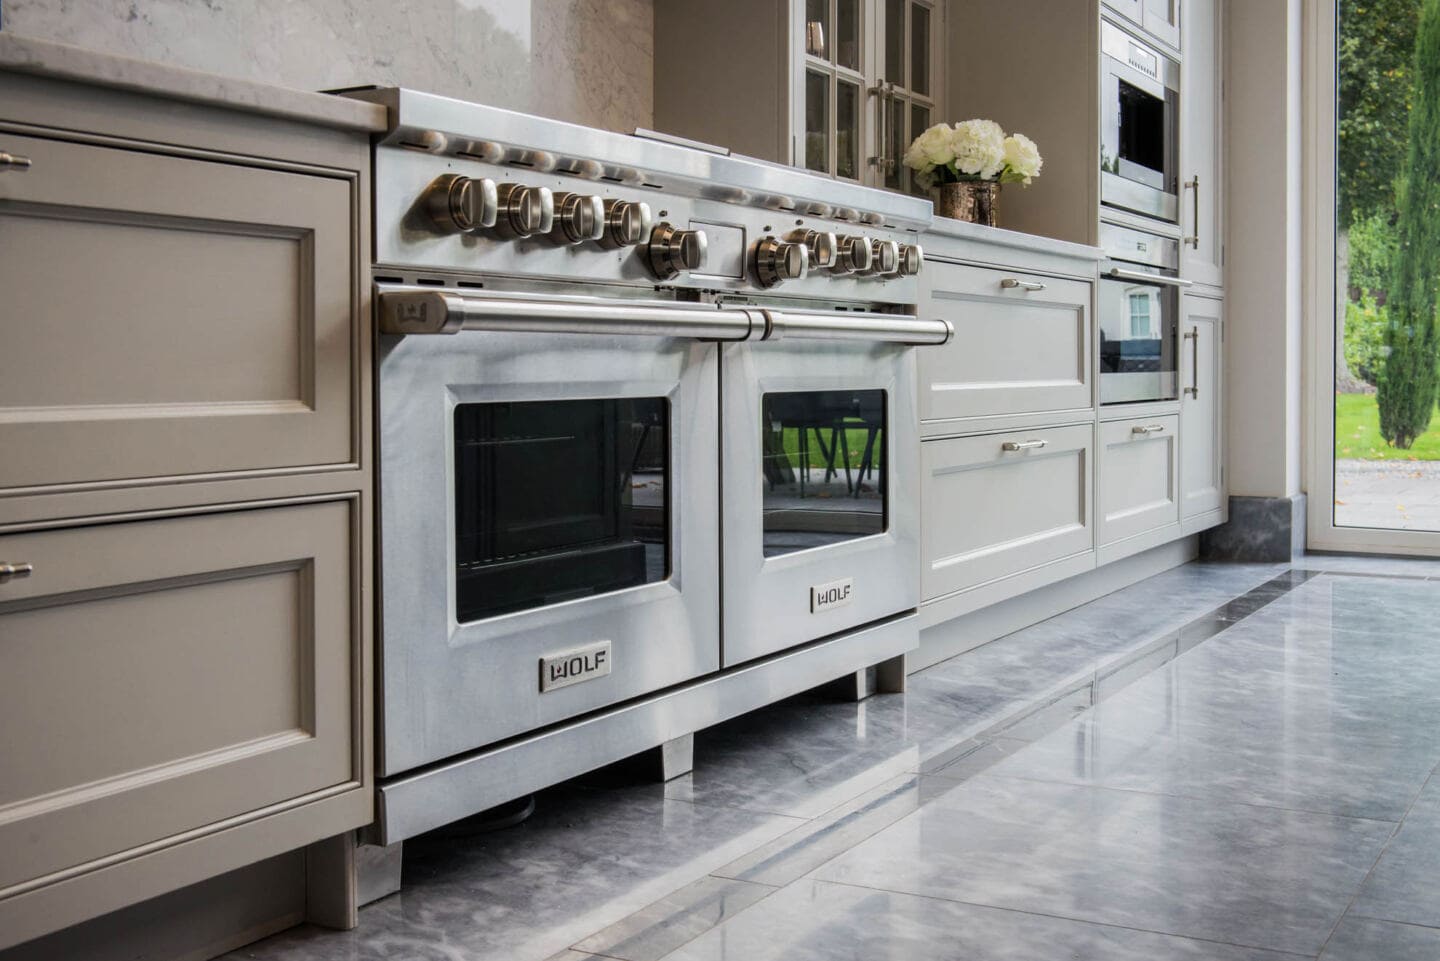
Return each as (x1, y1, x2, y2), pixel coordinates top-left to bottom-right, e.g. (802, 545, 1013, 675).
(225, 554, 1440, 961)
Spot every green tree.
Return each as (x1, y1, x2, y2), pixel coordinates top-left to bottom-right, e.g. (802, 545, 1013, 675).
(1339, 0, 1421, 227)
(1378, 0, 1440, 448)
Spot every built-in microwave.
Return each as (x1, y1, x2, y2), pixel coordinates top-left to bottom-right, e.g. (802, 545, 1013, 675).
(1100, 19, 1180, 223)
(1099, 222, 1190, 405)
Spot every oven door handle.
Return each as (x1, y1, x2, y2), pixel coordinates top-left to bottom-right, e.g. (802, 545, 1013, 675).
(377, 289, 761, 339)
(761, 309, 954, 345)
(1106, 267, 1194, 288)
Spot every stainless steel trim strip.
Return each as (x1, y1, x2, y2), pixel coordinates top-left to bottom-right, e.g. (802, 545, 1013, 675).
(763, 309, 954, 345)
(370, 614, 919, 845)
(1106, 267, 1194, 288)
(377, 288, 760, 339)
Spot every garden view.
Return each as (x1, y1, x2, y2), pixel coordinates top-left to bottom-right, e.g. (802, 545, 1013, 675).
(1335, 0, 1440, 530)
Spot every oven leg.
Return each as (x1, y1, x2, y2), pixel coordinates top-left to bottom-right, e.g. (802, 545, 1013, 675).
(824, 653, 908, 701)
(876, 653, 908, 694)
(646, 733, 695, 781)
(303, 833, 403, 929)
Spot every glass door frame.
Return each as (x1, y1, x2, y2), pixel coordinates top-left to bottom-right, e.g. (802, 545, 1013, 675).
(795, 0, 874, 183)
(1303, 0, 1440, 554)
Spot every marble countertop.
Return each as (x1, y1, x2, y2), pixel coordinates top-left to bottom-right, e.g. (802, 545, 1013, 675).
(925, 214, 1102, 263)
(0, 33, 387, 133)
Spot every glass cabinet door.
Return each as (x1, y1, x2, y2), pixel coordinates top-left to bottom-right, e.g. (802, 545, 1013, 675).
(875, 0, 938, 194)
(801, 0, 870, 182)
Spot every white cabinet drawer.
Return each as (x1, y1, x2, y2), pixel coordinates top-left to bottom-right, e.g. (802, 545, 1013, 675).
(0, 132, 357, 492)
(1098, 415, 1180, 545)
(0, 501, 359, 897)
(920, 262, 1093, 426)
(922, 423, 1094, 600)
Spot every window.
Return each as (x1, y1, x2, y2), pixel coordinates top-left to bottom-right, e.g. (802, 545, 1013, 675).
(1129, 292, 1153, 338)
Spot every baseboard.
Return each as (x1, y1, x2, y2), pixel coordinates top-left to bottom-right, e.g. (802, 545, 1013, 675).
(913, 536, 1199, 671)
(1200, 494, 1307, 562)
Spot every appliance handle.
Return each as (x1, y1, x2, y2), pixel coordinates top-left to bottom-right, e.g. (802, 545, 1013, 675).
(1106, 267, 1193, 288)
(377, 288, 761, 339)
(762, 308, 954, 345)
(1183, 176, 1200, 248)
(1184, 325, 1200, 397)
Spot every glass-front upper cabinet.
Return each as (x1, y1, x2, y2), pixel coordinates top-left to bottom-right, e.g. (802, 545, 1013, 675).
(799, 0, 941, 192)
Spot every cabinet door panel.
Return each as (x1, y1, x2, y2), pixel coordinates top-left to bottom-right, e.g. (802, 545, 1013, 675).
(1180, 0, 1223, 285)
(1144, 0, 1181, 49)
(1181, 297, 1224, 519)
(1098, 415, 1180, 544)
(0, 501, 357, 895)
(922, 423, 1094, 600)
(920, 263, 1093, 423)
(0, 132, 356, 492)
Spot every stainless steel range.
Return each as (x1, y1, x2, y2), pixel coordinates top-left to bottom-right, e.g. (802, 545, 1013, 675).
(345, 88, 949, 845)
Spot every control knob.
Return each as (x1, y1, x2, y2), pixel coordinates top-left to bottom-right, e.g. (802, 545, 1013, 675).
(755, 236, 809, 288)
(493, 182, 554, 238)
(550, 191, 606, 244)
(602, 198, 653, 247)
(867, 239, 901, 276)
(898, 243, 925, 277)
(831, 234, 874, 274)
(788, 229, 838, 270)
(646, 223, 707, 280)
(423, 173, 498, 234)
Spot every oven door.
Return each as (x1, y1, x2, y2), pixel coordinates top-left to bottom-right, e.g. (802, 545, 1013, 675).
(1100, 20, 1179, 222)
(722, 336, 921, 667)
(378, 317, 722, 777)
(1099, 271, 1180, 404)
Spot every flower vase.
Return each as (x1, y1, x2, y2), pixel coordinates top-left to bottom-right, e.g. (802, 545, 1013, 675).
(939, 181, 1000, 226)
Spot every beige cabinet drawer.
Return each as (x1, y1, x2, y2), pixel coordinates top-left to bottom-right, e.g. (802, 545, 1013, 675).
(1098, 415, 1180, 545)
(920, 262, 1093, 424)
(0, 132, 356, 492)
(922, 423, 1094, 600)
(0, 500, 357, 896)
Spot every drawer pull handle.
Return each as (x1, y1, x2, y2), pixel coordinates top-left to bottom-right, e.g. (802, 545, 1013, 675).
(1131, 424, 1166, 434)
(999, 278, 1046, 292)
(0, 151, 32, 171)
(0, 561, 34, 582)
(1002, 439, 1048, 452)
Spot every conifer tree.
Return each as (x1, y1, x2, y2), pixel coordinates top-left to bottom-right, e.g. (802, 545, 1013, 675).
(1379, 0, 1440, 448)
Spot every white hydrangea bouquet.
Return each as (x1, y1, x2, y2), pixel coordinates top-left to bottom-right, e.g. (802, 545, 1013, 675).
(903, 119, 1042, 225)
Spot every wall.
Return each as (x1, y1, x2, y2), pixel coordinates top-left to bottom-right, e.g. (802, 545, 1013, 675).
(1224, 0, 1305, 499)
(0, 0, 654, 133)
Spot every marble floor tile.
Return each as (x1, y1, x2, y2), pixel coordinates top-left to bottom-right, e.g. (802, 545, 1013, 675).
(569, 875, 774, 961)
(1293, 552, 1440, 576)
(1351, 775, 1440, 928)
(221, 784, 802, 961)
(1319, 916, 1440, 960)
(811, 775, 1394, 955)
(663, 879, 1300, 961)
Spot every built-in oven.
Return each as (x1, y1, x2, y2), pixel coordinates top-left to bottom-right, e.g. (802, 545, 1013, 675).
(721, 306, 940, 667)
(1101, 18, 1180, 223)
(1099, 222, 1190, 405)
(374, 287, 751, 777)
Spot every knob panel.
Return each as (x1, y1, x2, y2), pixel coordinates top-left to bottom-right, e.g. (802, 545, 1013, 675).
(424, 173, 498, 233)
(755, 236, 809, 288)
(646, 223, 707, 280)
(551, 191, 606, 244)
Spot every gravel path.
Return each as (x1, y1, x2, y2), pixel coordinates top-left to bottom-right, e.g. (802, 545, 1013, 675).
(1334, 458, 1440, 531)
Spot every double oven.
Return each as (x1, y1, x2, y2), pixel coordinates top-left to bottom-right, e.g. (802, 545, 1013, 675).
(360, 89, 947, 796)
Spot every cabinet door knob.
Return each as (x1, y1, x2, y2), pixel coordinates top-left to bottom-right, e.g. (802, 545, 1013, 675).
(0, 561, 34, 582)
(0, 151, 32, 171)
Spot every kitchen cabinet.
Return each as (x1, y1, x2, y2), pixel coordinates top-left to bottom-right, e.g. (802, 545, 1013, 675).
(919, 260, 1093, 428)
(654, 0, 943, 191)
(921, 422, 1095, 603)
(0, 48, 378, 952)
(1144, 0, 1182, 50)
(1180, 0, 1223, 287)
(1180, 293, 1226, 528)
(1097, 414, 1180, 547)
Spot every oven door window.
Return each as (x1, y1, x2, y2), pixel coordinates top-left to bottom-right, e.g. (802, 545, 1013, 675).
(453, 397, 669, 622)
(1099, 280, 1179, 404)
(761, 390, 887, 557)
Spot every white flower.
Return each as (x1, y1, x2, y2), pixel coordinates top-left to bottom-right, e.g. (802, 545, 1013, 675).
(1001, 133, 1043, 184)
(903, 122, 955, 173)
(949, 119, 1006, 180)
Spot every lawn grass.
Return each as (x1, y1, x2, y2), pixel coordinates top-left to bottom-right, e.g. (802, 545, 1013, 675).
(1335, 392, 1440, 460)
(776, 425, 878, 469)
